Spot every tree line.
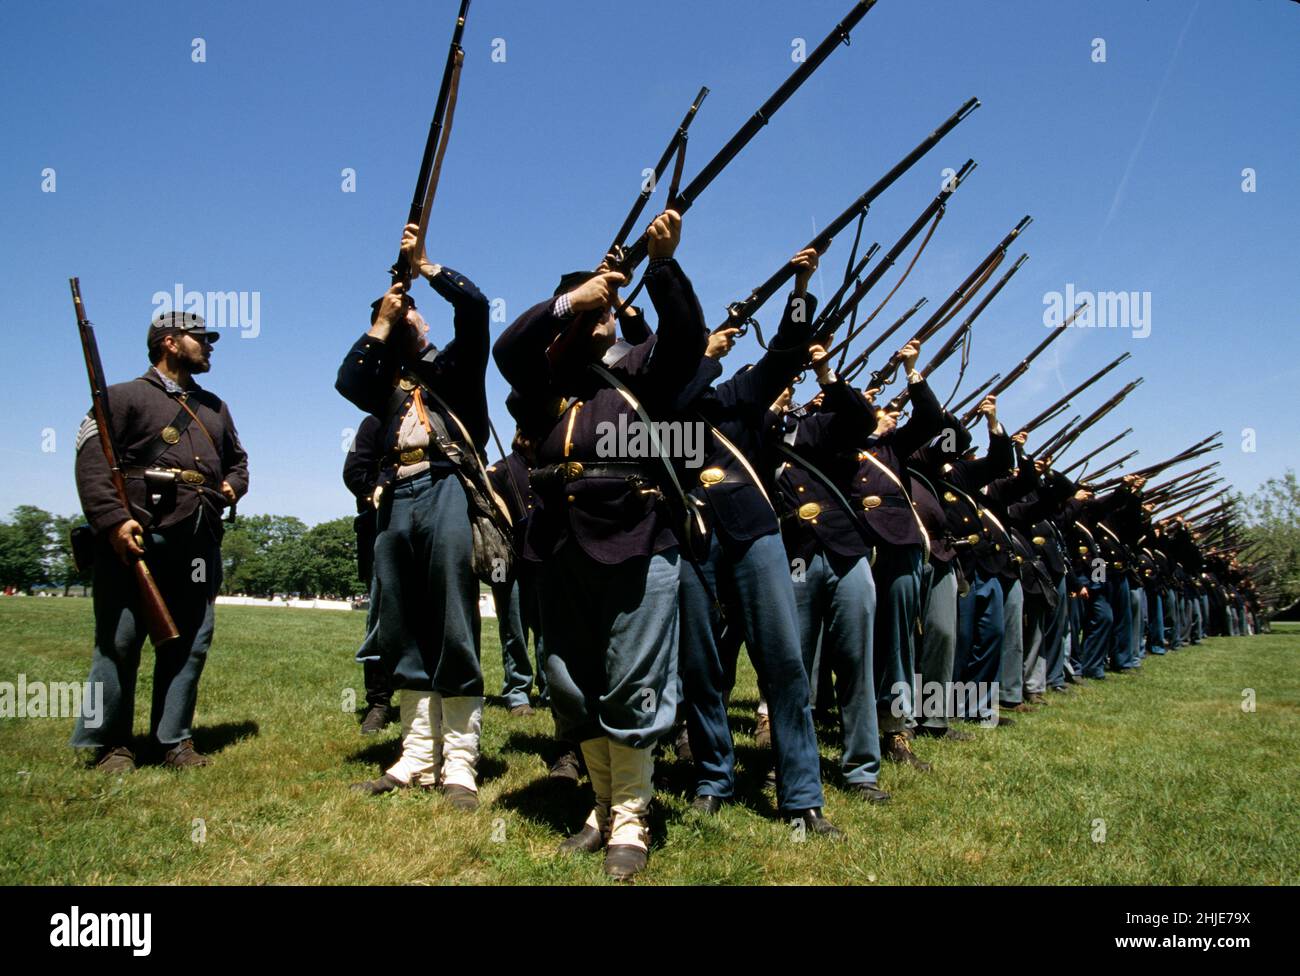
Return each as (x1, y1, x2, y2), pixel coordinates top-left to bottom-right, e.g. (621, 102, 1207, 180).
(1, 470, 1296, 608)
(0, 508, 363, 599)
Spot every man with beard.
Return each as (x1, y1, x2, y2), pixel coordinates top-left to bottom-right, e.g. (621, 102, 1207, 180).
(72, 310, 248, 771)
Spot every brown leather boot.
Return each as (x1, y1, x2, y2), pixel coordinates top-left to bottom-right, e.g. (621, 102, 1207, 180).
(163, 739, 210, 769)
(882, 732, 932, 772)
(94, 745, 136, 774)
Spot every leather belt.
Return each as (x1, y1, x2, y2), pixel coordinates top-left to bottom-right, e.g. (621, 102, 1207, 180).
(529, 460, 658, 492)
(858, 494, 910, 511)
(125, 466, 208, 487)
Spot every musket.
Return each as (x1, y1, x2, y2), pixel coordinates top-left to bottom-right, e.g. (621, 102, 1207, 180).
(949, 372, 1001, 416)
(718, 98, 978, 339)
(1018, 351, 1132, 437)
(1060, 427, 1133, 476)
(842, 213, 1034, 386)
(1097, 434, 1222, 486)
(611, 1, 880, 277)
(1050, 377, 1144, 460)
(817, 159, 982, 357)
(392, 0, 471, 286)
(1083, 449, 1138, 483)
(1034, 413, 1082, 460)
(609, 86, 710, 260)
(69, 278, 179, 647)
(1145, 460, 1221, 498)
(886, 252, 1030, 412)
(957, 302, 1084, 426)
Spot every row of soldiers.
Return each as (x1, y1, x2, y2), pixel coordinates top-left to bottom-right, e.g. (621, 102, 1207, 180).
(331, 214, 1259, 880)
(64, 210, 1258, 883)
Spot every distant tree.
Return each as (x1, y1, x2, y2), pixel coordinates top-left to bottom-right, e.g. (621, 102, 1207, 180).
(303, 517, 362, 598)
(1241, 469, 1300, 612)
(220, 514, 309, 596)
(48, 514, 92, 595)
(0, 506, 54, 593)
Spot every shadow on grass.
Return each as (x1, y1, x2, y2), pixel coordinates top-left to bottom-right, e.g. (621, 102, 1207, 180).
(189, 720, 258, 758)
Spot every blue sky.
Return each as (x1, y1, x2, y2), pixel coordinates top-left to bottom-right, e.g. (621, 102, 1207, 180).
(1, 0, 1296, 525)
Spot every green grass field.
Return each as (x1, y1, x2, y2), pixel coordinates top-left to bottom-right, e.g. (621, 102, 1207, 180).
(1, 599, 1296, 885)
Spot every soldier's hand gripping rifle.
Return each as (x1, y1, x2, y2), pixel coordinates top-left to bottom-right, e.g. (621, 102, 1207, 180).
(391, 0, 471, 288)
(716, 97, 979, 344)
(70, 278, 179, 647)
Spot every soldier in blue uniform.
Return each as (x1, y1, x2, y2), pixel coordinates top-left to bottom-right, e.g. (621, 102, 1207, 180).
(338, 225, 491, 812)
(671, 247, 839, 829)
(72, 311, 248, 771)
(343, 413, 396, 734)
(494, 210, 706, 880)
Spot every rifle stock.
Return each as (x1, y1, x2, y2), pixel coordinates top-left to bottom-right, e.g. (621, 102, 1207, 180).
(70, 278, 179, 647)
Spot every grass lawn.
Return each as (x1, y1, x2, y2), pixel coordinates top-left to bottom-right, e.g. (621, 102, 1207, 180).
(0, 599, 1296, 885)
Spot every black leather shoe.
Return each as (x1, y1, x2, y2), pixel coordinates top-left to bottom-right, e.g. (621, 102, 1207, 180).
(350, 772, 409, 795)
(915, 725, 973, 741)
(847, 782, 891, 804)
(360, 703, 396, 735)
(558, 824, 604, 854)
(789, 808, 844, 839)
(604, 845, 648, 881)
(548, 749, 582, 783)
(691, 794, 723, 815)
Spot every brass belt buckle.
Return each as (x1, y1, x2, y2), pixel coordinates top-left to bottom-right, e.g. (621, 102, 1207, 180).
(180, 469, 206, 485)
(1032, 536, 1047, 546)
(399, 447, 426, 465)
(797, 502, 822, 521)
(563, 461, 584, 480)
(699, 466, 725, 486)
(967, 533, 980, 546)
(861, 494, 883, 510)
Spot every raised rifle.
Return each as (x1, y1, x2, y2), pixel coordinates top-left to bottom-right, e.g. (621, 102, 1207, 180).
(1082, 449, 1138, 483)
(610, 0, 879, 278)
(1060, 427, 1133, 476)
(717, 97, 979, 340)
(1048, 377, 1144, 460)
(392, 0, 471, 287)
(886, 252, 1029, 413)
(610, 85, 710, 261)
(957, 301, 1084, 426)
(1018, 351, 1131, 437)
(949, 372, 1001, 417)
(817, 160, 982, 359)
(839, 212, 1033, 387)
(70, 278, 179, 647)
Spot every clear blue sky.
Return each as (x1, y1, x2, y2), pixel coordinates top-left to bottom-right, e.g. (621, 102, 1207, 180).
(1, 0, 1296, 525)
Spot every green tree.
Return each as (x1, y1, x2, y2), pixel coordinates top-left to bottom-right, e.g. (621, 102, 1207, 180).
(1241, 469, 1300, 612)
(0, 506, 54, 593)
(303, 517, 362, 598)
(48, 514, 92, 595)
